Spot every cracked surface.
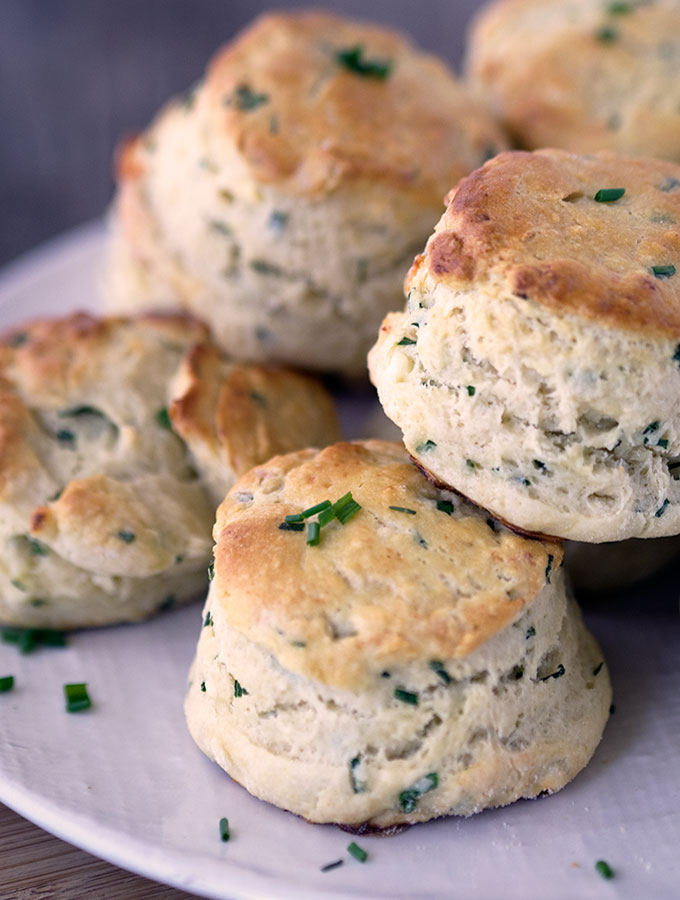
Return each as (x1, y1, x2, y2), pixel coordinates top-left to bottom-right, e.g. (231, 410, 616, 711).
(185, 441, 610, 826)
(369, 150, 680, 541)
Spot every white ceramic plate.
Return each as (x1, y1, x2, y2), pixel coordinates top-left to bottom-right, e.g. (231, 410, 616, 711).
(0, 224, 679, 900)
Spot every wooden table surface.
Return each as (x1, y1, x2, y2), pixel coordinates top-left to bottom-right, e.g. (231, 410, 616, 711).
(0, 803, 202, 900)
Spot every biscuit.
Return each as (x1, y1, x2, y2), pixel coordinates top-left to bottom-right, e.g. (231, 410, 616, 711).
(168, 342, 340, 505)
(369, 149, 680, 542)
(0, 313, 339, 629)
(467, 0, 680, 161)
(185, 441, 611, 828)
(105, 10, 507, 377)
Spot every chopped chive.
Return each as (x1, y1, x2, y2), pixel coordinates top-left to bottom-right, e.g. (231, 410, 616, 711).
(399, 773, 439, 813)
(643, 420, 659, 436)
(436, 499, 454, 515)
(204, 611, 214, 627)
(674, 344, 680, 364)
(201, 681, 206, 692)
(317, 507, 336, 527)
(269, 210, 287, 231)
(416, 440, 437, 453)
(117, 530, 135, 544)
(526, 625, 536, 639)
(486, 518, 497, 531)
(649, 264, 676, 279)
(208, 561, 215, 580)
(336, 45, 391, 80)
(38, 630, 66, 647)
(594, 187, 625, 202)
(219, 817, 230, 841)
(541, 663, 566, 681)
(394, 688, 418, 705)
(57, 429, 75, 443)
(607, 1, 632, 12)
(30, 598, 47, 607)
(2, 627, 65, 653)
(8, 332, 28, 348)
(279, 521, 305, 531)
(595, 860, 614, 880)
(0, 676, 14, 693)
(156, 407, 172, 429)
(655, 498, 670, 517)
(227, 84, 269, 111)
(466, 385, 475, 396)
(300, 500, 332, 518)
(211, 220, 232, 236)
(11, 580, 26, 591)
(250, 259, 283, 276)
(397, 337, 416, 346)
(466, 459, 476, 469)
(290, 640, 306, 648)
(593, 661, 604, 676)
(307, 521, 321, 546)
(658, 438, 669, 449)
(335, 498, 361, 525)
(234, 679, 248, 697)
(595, 25, 618, 42)
(249, 391, 267, 408)
(545, 554, 554, 584)
(347, 842, 368, 863)
(533, 459, 546, 470)
(57, 405, 102, 418)
(389, 506, 416, 515)
(175, 554, 183, 564)
(429, 659, 451, 685)
(64, 682, 91, 713)
(321, 859, 344, 873)
(349, 757, 367, 794)
(284, 513, 304, 523)
(28, 538, 48, 556)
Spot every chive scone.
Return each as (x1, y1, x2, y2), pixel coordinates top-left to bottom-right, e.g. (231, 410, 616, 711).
(466, 0, 680, 161)
(369, 149, 680, 542)
(105, 9, 506, 377)
(185, 441, 611, 828)
(0, 313, 340, 629)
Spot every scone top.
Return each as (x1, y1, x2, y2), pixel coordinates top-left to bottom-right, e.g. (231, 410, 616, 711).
(211, 441, 561, 691)
(196, 9, 505, 200)
(409, 149, 680, 337)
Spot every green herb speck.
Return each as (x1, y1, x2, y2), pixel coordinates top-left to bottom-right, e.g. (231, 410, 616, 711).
(394, 687, 418, 705)
(347, 841, 368, 863)
(219, 817, 230, 841)
(607, 1, 632, 13)
(429, 659, 452, 684)
(336, 45, 391, 80)
(389, 505, 416, 515)
(593, 661, 604, 676)
(595, 25, 618, 43)
(28, 538, 48, 556)
(57, 429, 75, 444)
(545, 554, 554, 584)
(397, 337, 417, 346)
(321, 859, 344, 873)
(307, 521, 321, 546)
(526, 625, 536, 639)
(226, 84, 269, 111)
(466, 385, 476, 396)
(594, 187, 625, 202)
(117, 530, 135, 544)
(436, 500, 454, 515)
(204, 611, 214, 627)
(156, 407, 172, 429)
(201, 681, 206, 692)
(650, 264, 676, 279)
(234, 679, 248, 698)
(0, 676, 14, 693)
(8, 332, 28, 348)
(595, 860, 614, 880)
(279, 521, 305, 531)
(541, 663, 566, 681)
(416, 440, 437, 453)
(655, 498, 670, 517)
(64, 682, 91, 713)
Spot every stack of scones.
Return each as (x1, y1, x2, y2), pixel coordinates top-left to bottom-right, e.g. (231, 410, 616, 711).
(8, 4, 680, 832)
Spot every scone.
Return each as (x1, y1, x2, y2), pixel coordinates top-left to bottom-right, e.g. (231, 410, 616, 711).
(0, 313, 339, 629)
(168, 341, 340, 505)
(369, 149, 680, 543)
(105, 10, 507, 377)
(467, 0, 680, 161)
(185, 441, 611, 828)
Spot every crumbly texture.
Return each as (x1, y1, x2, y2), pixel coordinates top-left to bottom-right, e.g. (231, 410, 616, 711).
(0, 313, 215, 628)
(105, 9, 506, 377)
(185, 440, 611, 827)
(0, 313, 342, 628)
(169, 342, 340, 505)
(467, 0, 680, 161)
(368, 150, 680, 542)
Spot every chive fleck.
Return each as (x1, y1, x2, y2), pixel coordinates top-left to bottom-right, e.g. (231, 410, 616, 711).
(466, 459, 477, 469)
(57, 429, 75, 444)
(336, 45, 391, 80)
(335, 496, 362, 525)
(466, 385, 475, 396)
(397, 337, 416, 346)
(595, 25, 618, 43)
(607, 1, 632, 13)
(219, 817, 230, 841)
(117, 530, 135, 544)
(300, 500, 332, 519)
(658, 438, 669, 449)
(541, 663, 566, 681)
(269, 210, 287, 231)
(307, 521, 321, 546)
(416, 440, 437, 453)
(347, 842, 368, 863)
(487, 518, 497, 531)
(250, 391, 267, 408)
(250, 259, 283, 276)
(57, 405, 102, 418)
(436, 500, 454, 515)
(594, 187, 625, 202)
(649, 264, 676, 279)
(655, 498, 670, 517)
(0, 676, 14, 693)
(674, 344, 680, 364)
(349, 756, 367, 794)
(64, 682, 91, 713)
(208, 561, 215, 580)
(28, 538, 48, 556)
(201, 681, 206, 692)
(526, 625, 536, 639)
(389, 506, 416, 515)
(398, 773, 439, 813)
(394, 688, 418, 705)
(321, 859, 344, 873)
(545, 554, 554, 583)
(533, 459, 546, 470)
(429, 659, 452, 685)
(234, 679, 248, 698)
(227, 84, 269, 111)
(8, 332, 28, 348)
(595, 860, 614, 880)
(2, 627, 65, 653)
(156, 407, 172, 429)
(593, 661, 604, 676)
(204, 611, 214, 627)
(279, 521, 305, 531)
(210, 220, 232, 236)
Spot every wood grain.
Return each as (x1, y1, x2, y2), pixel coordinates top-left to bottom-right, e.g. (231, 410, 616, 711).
(0, 803, 201, 900)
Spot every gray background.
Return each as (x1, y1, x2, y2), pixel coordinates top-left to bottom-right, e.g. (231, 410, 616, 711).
(0, 0, 484, 267)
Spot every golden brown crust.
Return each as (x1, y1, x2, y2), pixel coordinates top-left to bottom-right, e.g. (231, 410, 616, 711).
(412, 149, 680, 337)
(169, 342, 340, 488)
(212, 441, 561, 690)
(195, 10, 505, 199)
